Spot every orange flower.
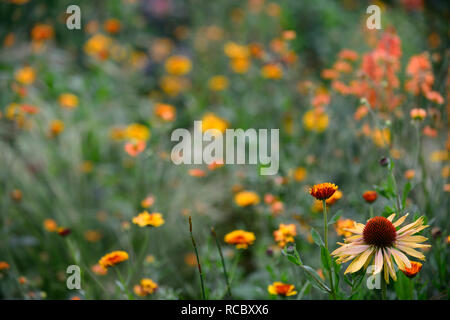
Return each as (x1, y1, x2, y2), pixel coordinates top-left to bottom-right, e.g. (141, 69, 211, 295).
(401, 261, 422, 278)
(104, 18, 121, 34)
(15, 66, 35, 85)
(141, 195, 155, 208)
(326, 190, 342, 206)
(124, 140, 146, 157)
(134, 278, 158, 296)
(404, 169, 415, 180)
(410, 108, 427, 120)
(309, 183, 338, 200)
(59, 93, 79, 109)
(338, 49, 359, 61)
(132, 211, 165, 227)
(31, 23, 54, 42)
(188, 168, 206, 177)
(99, 250, 129, 269)
(0, 261, 10, 271)
(58, 227, 71, 236)
(48, 120, 64, 137)
(273, 224, 297, 247)
(208, 75, 229, 91)
(224, 230, 255, 249)
(91, 264, 107, 275)
(165, 55, 192, 75)
(268, 282, 297, 297)
(154, 103, 176, 122)
(335, 219, 356, 237)
(43, 219, 58, 232)
(234, 191, 260, 207)
(293, 166, 307, 182)
(261, 63, 283, 79)
(362, 190, 378, 203)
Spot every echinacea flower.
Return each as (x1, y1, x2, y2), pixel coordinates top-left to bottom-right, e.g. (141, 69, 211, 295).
(224, 230, 255, 249)
(134, 278, 158, 296)
(332, 214, 431, 283)
(362, 190, 378, 203)
(132, 211, 165, 227)
(309, 183, 338, 200)
(267, 282, 297, 297)
(273, 224, 297, 247)
(402, 261, 422, 278)
(99, 250, 129, 269)
(234, 191, 260, 207)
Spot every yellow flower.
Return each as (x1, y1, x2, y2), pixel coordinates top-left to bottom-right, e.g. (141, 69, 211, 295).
(230, 58, 250, 73)
(309, 183, 338, 200)
(224, 42, 249, 59)
(48, 120, 65, 137)
(154, 103, 176, 122)
(293, 167, 307, 182)
(201, 113, 228, 134)
(134, 278, 158, 296)
(335, 218, 356, 237)
(208, 75, 229, 91)
(234, 191, 260, 207)
(302, 109, 329, 133)
(15, 66, 35, 85)
(99, 250, 129, 269)
(268, 282, 297, 297)
(160, 75, 189, 96)
(372, 128, 391, 148)
(126, 123, 150, 141)
(59, 93, 79, 109)
(273, 224, 297, 247)
(132, 211, 165, 227)
(84, 33, 112, 60)
(332, 214, 431, 283)
(430, 150, 448, 162)
(224, 230, 255, 249)
(261, 63, 283, 79)
(165, 55, 192, 75)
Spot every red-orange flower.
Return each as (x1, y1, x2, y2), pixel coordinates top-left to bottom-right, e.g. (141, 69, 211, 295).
(309, 183, 338, 200)
(362, 190, 378, 203)
(124, 140, 146, 157)
(402, 261, 422, 278)
(99, 250, 129, 269)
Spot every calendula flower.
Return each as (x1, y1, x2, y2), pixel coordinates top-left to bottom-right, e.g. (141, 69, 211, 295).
(335, 219, 356, 237)
(124, 140, 146, 157)
(302, 109, 329, 133)
(273, 224, 297, 247)
(0, 261, 10, 271)
(332, 214, 431, 283)
(230, 57, 250, 73)
(126, 123, 150, 141)
(293, 167, 307, 181)
(410, 108, 427, 120)
(58, 227, 71, 237)
(31, 23, 54, 42)
(165, 55, 192, 75)
(59, 93, 79, 109)
(402, 261, 422, 278)
(201, 113, 228, 134)
(362, 190, 378, 203)
(261, 63, 283, 79)
(141, 195, 155, 208)
(268, 282, 297, 297)
(326, 190, 342, 206)
(224, 230, 255, 249)
(154, 103, 176, 122)
(309, 183, 338, 200)
(84, 33, 112, 60)
(48, 120, 64, 137)
(15, 66, 35, 85)
(134, 278, 158, 296)
(132, 211, 165, 227)
(208, 75, 229, 91)
(43, 219, 58, 232)
(99, 250, 129, 269)
(234, 191, 260, 207)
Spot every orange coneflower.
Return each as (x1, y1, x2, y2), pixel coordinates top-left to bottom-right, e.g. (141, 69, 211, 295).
(132, 211, 165, 227)
(267, 282, 297, 297)
(309, 183, 338, 200)
(224, 230, 255, 249)
(332, 214, 430, 283)
(99, 250, 129, 269)
(402, 261, 422, 278)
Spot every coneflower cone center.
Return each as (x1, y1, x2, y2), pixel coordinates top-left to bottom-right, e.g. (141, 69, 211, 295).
(363, 217, 397, 248)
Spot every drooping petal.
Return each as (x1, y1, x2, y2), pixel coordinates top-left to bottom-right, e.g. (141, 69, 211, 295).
(344, 247, 374, 274)
(390, 248, 412, 270)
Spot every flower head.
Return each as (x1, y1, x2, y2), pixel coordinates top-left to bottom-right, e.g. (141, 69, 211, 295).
(132, 211, 165, 227)
(234, 190, 260, 207)
(309, 183, 338, 200)
(362, 190, 378, 203)
(273, 224, 297, 247)
(154, 103, 176, 122)
(99, 250, 129, 269)
(410, 108, 427, 121)
(268, 282, 297, 297)
(332, 214, 430, 283)
(165, 55, 192, 75)
(59, 93, 79, 109)
(124, 140, 146, 157)
(134, 278, 158, 297)
(224, 230, 255, 249)
(0, 261, 10, 271)
(402, 261, 422, 278)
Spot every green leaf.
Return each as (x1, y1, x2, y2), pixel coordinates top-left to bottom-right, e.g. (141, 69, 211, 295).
(320, 246, 331, 271)
(301, 265, 331, 293)
(311, 228, 324, 247)
(328, 211, 342, 225)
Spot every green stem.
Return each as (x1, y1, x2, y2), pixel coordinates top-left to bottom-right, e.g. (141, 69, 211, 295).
(369, 205, 374, 219)
(115, 268, 134, 300)
(211, 227, 232, 298)
(323, 200, 336, 300)
(381, 274, 387, 300)
(189, 217, 207, 300)
(390, 169, 402, 214)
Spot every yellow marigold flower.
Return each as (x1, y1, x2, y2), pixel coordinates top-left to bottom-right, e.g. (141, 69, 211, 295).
(261, 63, 283, 79)
(234, 190, 260, 207)
(230, 57, 250, 74)
(48, 120, 65, 137)
(125, 123, 150, 141)
(201, 113, 228, 134)
(335, 218, 356, 237)
(224, 42, 249, 59)
(332, 214, 431, 283)
(401, 261, 422, 278)
(362, 190, 378, 203)
(302, 109, 329, 133)
(43, 219, 58, 232)
(208, 75, 229, 91)
(134, 278, 158, 296)
(309, 183, 338, 200)
(160, 75, 189, 96)
(268, 282, 297, 297)
(165, 55, 192, 75)
(0, 261, 10, 271)
(132, 211, 165, 227)
(410, 108, 427, 120)
(58, 93, 79, 109)
(326, 190, 342, 206)
(430, 150, 448, 162)
(15, 66, 35, 85)
(99, 250, 129, 269)
(154, 103, 176, 122)
(224, 230, 255, 249)
(273, 223, 297, 247)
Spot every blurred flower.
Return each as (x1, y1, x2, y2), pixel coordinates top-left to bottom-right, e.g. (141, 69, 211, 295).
(429, 150, 448, 162)
(15, 66, 35, 85)
(165, 55, 192, 75)
(134, 278, 158, 296)
(282, 30, 296, 40)
(302, 109, 329, 133)
(124, 140, 146, 157)
(132, 211, 165, 227)
(362, 190, 377, 203)
(354, 105, 369, 121)
(309, 183, 338, 200)
(58, 227, 71, 237)
(3, 33, 15, 47)
(104, 19, 121, 34)
(293, 167, 307, 182)
(404, 169, 415, 180)
(99, 250, 129, 269)
(43, 219, 58, 232)
(188, 169, 206, 177)
(154, 103, 176, 122)
(273, 223, 297, 247)
(372, 128, 391, 148)
(145, 255, 155, 264)
(141, 195, 155, 208)
(184, 253, 197, 267)
(265, 3, 281, 17)
(201, 113, 228, 134)
(410, 108, 426, 120)
(224, 42, 249, 59)
(59, 93, 79, 109)
(208, 159, 224, 170)
(402, 261, 422, 278)
(234, 190, 260, 207)
(31, 23, 54, 42)
(332, 215, 430, 283)
(267, 282, 297, 297)
(91, 264, 107, 276)
(84, 33, 112, 60)
(160, 75, 190, 96)
(271, 200, 284, 216)
(423, 125, 438, 138)
(10, 189, 22, 202)
(126, 123, 150, 141)
(338, 49, 359, 61)
(261, 63, 283, 79)
(18, 276, 27, 285)
(317, 269, 325, 280)
(335, 219, 356, 237)
(150, 38, 173, 62)
(208, 75, 229, 91)
(84, 230, 102, 242)
(230, 58, 250, 73)
(0, 262, 10, 271)
(224, 230, 255, 249)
